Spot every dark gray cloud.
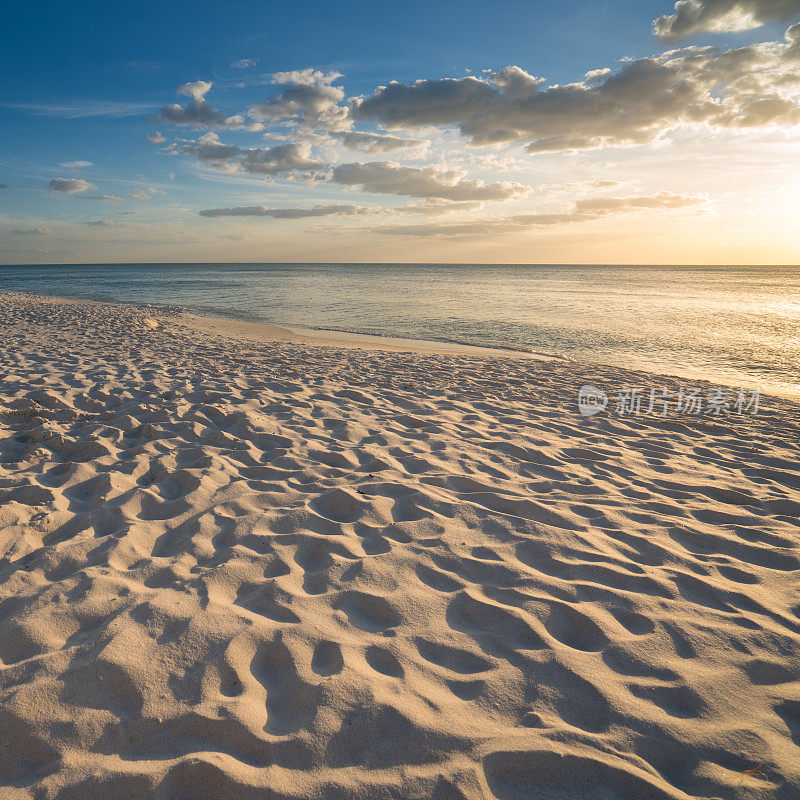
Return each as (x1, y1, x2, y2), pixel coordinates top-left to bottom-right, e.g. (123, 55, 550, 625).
(199, 203, 368, 218)
(47, 178, 96, 193)
(654, 0, 800, 40)
(84, 219, 118, 226)
(178, 133, 324, 176)
(179, 133, 242, 163)
(331, 161, 529, 200)
(158, 81, 263, 131)
(374, 192, 706, 236)
(352, 31, 800, 154)
(0, 183, 8, 189)
(240, 142, 324, 175)
(249, 70, 350, 132)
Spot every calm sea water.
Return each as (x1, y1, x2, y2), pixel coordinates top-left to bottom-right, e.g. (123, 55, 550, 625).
(2, 263, 799, 401)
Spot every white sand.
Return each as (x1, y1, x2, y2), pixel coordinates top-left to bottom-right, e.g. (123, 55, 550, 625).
(1, 291, 799, 800)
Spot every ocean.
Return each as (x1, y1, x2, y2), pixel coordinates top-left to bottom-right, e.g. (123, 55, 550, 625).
(2, 262, 799, 401)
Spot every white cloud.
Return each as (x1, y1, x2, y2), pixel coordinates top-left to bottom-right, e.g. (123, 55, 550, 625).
(59, 160, 93, 171)
(352, 26, 800, 154)
(231, 58, 257, 70)
(11, 227, 53, 235)
(654, 0, 800, 40)
(585, 68, 612, 82)
(47, 178, 97, 193)
(129, 187, 163, 200)
(271, 69, 343, 86)
(330, 161, 530, 201)
(249, 70, 350, 132)
(84, 219, 118, 226)
(199, 203, 369, 218)
(178, 81, 213, 102)
(147, 131, 166, 144)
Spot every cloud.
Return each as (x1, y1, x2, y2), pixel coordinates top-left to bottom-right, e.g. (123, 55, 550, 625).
(1, 101, 156, 118)
(231, 58, 257, 69)
(654, 0, 800, 40)
(373, 191, 707, 236)
(179, 133, 324, 176)
(352, 31, 800, 154)
(129, 187, 163, 200)
(199, 203, 369, 218)
(147, 131, 166, 144)
(271, 69, 343, 86)
(534, 179, 628, 194)
(249, 70, 350, 132)
(240, 142, 324, 175)
(573, 192, 708, 213)
(335, 131, 427, 153)
(47, 177, 96, 193)
(179, 132, 242, 163)
(330, 161, 530, 200)
(157, 81, 264, 131)
(84, 219, 118, 226)
(127, 61, 164, 71)
(59, 160, 93, 170)
(394, 199, 484, 215)
(0, 183, 7, 189)
(73, 194, 123, 203)
(179, 81, 213, 102)
(11, 227, 53, 235)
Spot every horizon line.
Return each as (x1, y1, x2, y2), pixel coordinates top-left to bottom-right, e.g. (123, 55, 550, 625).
(2, 262, 800, 269)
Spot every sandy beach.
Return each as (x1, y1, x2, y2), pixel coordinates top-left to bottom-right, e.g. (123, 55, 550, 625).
(1, 290, 799, 800)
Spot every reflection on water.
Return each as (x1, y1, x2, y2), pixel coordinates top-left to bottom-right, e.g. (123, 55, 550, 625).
(2, 263, 799, 401)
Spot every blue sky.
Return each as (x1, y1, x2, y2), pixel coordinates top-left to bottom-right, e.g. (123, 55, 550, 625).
(2, 0, 800, 264)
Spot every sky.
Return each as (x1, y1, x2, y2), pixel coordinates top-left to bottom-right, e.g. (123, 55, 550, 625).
(2, 0, 800, 265)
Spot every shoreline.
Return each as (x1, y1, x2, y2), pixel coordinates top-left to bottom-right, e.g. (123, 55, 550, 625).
(6, 288, 798, 407)
(1, 287, 561, 358)
(177, 311, 561, 359)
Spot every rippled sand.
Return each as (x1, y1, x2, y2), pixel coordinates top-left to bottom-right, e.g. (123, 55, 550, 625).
(1, 292, 799, 799)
